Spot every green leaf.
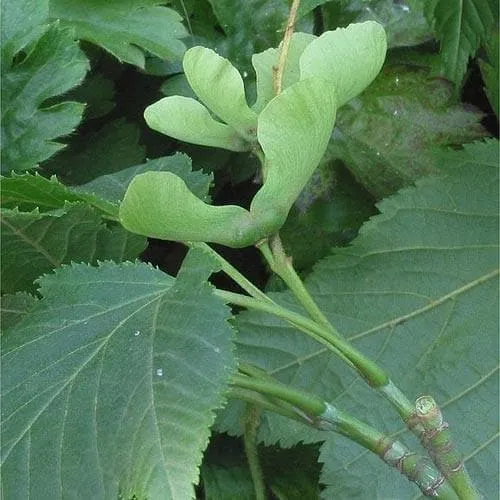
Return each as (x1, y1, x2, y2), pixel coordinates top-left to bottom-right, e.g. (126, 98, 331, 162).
(300, 21, 387, 108)
(1, 0, 49, 65)
(322, 0, 433, 49)
(200, 433, 255, 500)
(0, 173, 117, 216)
(1, 23, 89, 172)
(425, 0, 496, 84)
(49, 0, 188, 68)
(479, 29, 499, 118)
(42, 119, 146, 185)
(144, 96, 251, 152)
(202, 464, 255, 500)
(1, 154, 207, 223)
(1, 251, 237, 498)
(252, 32, 316, 113)
(78, 153, 213, 204)
(251, 78, 337, 225)
(279, 165, 376, 272)
(1, 205, 146, 293)
(222, 141, 499, 497)
(330, 57, 488, 198)
(0, 292, 37, 330)
(65, 73, 116, 120)
(261, 444, 322, 500)
(183, 47, 258, 142)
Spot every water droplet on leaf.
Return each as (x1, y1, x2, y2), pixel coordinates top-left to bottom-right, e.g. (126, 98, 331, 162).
(134, 330, 140, 336)
(156, 368, 163, 377)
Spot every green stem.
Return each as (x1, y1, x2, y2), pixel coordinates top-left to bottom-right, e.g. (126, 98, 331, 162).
(233, 373, 326, 416)
(231, 372, 457, 499)
(321, 404, 457, 499)
(242, 404, 266, 500)
(411, 396, 480, 500)
(217, 289, 390, 388)
(273, 0, 301, 96)
(260, 236, 337, 331)
(187, 242, 272, 303)
(257, 237, 416, 421)
(226, 387, 307, 424)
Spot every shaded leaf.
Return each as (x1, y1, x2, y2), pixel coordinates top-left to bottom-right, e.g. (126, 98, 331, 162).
(425, 0, 496, 84)
(207, 0, 314, 74)
(297, 0, 333, 19)
(161, 73, 197, 99)
(42, 119, 146, 184)
(1, 23, 89, 172)
(280, 164, 376, 272)
(49, 0, 188, 68)
(221, 141, 499, 498)
(1, 0, 49, 65)
(202, 464, 255, 500)
(330, 58, 487, 198)
(200, 433, 255, 500)
(78, 153, 213, 203)
(0, 293, 37, 330)
(65, 73, 116, 120)
(322, 0, 432, 49)
(1, 205, 146, 293)
(262, 444, 322, 499)
(479, 29, 499, 118)
(1, 250, 237, 498)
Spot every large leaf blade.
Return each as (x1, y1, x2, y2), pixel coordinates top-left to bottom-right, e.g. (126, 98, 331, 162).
(1, 251, 236, 498)
(222, 140, 499, 498)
